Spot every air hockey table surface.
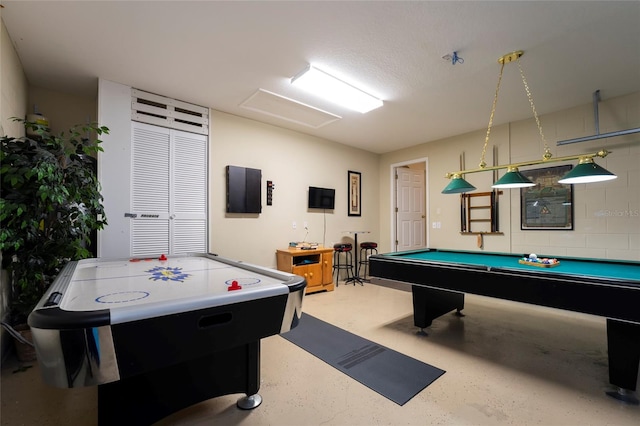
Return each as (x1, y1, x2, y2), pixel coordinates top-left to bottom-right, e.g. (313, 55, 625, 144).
(35, 253, 301, 325)
(29, 252, 306, 383)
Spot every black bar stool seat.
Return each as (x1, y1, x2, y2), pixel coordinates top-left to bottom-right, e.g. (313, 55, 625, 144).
(332, 243, 354, 286)
(359, 241, 378, 281)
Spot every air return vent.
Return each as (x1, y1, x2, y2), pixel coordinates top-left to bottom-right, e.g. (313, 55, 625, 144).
(240, 89, 341, 128)
(131, 89, 209, 135)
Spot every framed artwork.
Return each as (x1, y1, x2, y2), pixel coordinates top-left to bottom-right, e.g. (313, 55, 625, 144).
(348, 170, 361, 216)
(520, 165, 574, 230)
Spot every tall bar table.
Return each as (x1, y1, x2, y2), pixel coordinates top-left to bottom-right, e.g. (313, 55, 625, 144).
(343, 230, 370, 285)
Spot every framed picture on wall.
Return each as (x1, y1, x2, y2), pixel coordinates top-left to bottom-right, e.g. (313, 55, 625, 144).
(520, 165, 574, 230)
(348, 170, 361, 217)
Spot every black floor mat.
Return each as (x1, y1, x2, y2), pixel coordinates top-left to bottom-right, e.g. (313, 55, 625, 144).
(281, 313, 445, 405)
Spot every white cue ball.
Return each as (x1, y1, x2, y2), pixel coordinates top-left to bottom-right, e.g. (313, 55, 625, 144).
(529, 253, 537, 260)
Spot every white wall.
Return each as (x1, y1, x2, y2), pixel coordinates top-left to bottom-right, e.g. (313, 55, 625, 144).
(14, 77, 640, 272)
(509, 92, 640, 260)
(95, 80, 380, 268)
(1, 17, 28, 137)
(208, 110, 380, 268)
(96, 79, 134, 258)
(379, 92, 640, 261)
(0, 14, 29, 353)
(27, 86, 96, 136)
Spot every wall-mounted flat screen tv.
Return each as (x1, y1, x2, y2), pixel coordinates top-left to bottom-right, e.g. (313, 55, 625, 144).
(308, 186, 335, 210)
(226, 165, 261, 213)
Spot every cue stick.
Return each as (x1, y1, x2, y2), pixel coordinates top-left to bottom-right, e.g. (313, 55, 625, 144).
(460, 153, 466, 232)
(490, 191, 496, 232)
(493, 145, 499, 232)
(461, 194, 466, 232)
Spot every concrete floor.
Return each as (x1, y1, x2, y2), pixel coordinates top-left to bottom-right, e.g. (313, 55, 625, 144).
(2, 281, 639, 425)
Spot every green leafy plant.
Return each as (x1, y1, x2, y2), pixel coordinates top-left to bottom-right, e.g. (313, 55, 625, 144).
(1, 118, 109, 324)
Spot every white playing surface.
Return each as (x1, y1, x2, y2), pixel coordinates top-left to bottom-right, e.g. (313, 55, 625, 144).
(60, 256, 291, 324)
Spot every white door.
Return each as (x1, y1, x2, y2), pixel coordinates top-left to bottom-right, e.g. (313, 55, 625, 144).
(395, 167, 426, 251)
(171, 131, 208, 254)
(130, 122, 207, 257)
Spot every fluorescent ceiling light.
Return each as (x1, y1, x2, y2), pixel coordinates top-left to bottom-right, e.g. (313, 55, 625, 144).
(291, 65, 383, 113)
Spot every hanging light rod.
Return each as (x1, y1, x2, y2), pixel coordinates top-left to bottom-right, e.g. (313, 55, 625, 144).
(444, 149, 611, 179)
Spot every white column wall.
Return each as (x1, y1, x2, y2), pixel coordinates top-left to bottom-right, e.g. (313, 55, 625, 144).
(97, 79, 133, 258)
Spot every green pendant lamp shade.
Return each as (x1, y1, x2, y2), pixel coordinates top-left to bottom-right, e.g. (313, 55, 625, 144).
(442, 174, 477, 194)
(491, 167, 536, 189)
(557, 158, 617, 184)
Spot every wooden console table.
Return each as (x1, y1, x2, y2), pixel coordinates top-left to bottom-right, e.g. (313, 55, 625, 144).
(276, 247, 334, 294)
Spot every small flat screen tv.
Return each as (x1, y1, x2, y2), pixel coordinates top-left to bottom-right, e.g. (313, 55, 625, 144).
(308, 186, 335, 210)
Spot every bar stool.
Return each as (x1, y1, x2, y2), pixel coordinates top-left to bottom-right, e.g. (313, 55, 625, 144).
(332, 243, 354, 286)
(359, 241, 378, 281)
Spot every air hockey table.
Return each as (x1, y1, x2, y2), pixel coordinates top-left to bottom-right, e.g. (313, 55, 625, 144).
(27, 252, 306, 425)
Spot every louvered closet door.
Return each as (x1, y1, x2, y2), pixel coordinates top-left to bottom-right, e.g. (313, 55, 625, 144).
(131, 122, 207, 257)
(171, 130, 207, 254)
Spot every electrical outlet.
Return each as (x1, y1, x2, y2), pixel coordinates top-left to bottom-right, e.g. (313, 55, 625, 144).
(303, 221, 308, 229)
(292, 221, 297, 229)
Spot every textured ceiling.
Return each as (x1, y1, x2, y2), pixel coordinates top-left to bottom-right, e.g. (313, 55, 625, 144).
(2, 1, 639, 154)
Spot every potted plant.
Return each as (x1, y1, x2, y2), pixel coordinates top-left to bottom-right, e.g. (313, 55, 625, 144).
(0, 118, 109, 359)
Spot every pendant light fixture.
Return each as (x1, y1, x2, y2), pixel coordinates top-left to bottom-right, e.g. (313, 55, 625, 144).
(441, 174, 477, 194)
(442, 51, 617, 194)
(492, 166, 536, 189)
(557, 156, 617, 184)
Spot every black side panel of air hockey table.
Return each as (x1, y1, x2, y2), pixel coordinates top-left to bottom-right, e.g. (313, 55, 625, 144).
(110, 294, 288, 378)
(98, 341, 260, 425)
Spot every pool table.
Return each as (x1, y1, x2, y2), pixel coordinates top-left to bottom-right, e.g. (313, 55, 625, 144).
(368, 248, 640, 403)
(28, 253, 306, 425)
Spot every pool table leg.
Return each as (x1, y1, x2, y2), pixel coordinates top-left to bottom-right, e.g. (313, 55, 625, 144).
(412, 286, 465, 330)
(605, 319, 640, 404)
